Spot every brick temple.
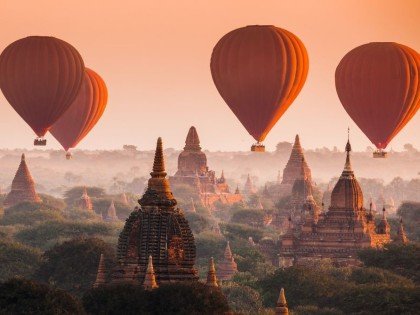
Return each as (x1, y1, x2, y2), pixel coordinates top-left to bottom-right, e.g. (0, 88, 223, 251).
(3, 154, 41, 208)
(279, 139, 391, 267)
(169, 126, 243, 208)
(109, 137, 198, 285)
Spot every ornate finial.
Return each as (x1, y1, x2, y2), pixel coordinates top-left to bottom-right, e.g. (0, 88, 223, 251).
(294, 134, 300, 146)
(21, 153, 25, 161)
(206, 257, 218, 287)
(151, 137, 166, 176)
(275, 288, 289, 315)
(382, 206, 386, 218)
(143, 255, 158, 290)
(343, 131, 353, 174)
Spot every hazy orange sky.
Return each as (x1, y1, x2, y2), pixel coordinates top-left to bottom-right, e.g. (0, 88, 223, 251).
(0, 0, 419, 151)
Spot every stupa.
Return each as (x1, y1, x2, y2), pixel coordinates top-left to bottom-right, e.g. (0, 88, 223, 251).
(279, 137, 391, 267)
(395, 218, 409, 244)
(243, 174, 256, 195)
(275, 288, 289, 315)
(4, 154, 41, 208)
(282, 135, 312, 185)
(169, 126, 243, 207)
(104, 200, 119, 222)
(206, 257, 218, 287)
(143, 255, 158, 290)
(76, 187, 93, 211)
(216, 241, 238, 281)
(111, 138, 198, 285)
(93, 254, 106, 288)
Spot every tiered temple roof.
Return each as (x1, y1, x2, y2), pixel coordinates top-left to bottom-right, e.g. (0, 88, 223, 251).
(217, 241, 238, 281)
(76, 187, 93, 211)
(4, 154, 41, 208)
(279, 138, 391, 267)
(111, 138, 198, 285)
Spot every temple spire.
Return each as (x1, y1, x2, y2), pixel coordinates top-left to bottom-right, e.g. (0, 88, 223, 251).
(235, 185, 240, 194)
(151, 137, 166, 177)
(342, 129, 353, 175)
(190, 198, 196, 213)
(143, 255, 158, 290)
(93, 254, 106, 288)
(184, 126, 201, 151)
(275, 288, 289, 315)
(396, 218, 409, 244)
(206, 257, 218, 287)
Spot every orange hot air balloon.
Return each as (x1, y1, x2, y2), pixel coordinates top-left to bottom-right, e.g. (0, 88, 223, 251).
(0, 36, 85, 145)
(210, 25, 309, 152)
(335, 42, 420, 158)
(50, 68, 108, 158)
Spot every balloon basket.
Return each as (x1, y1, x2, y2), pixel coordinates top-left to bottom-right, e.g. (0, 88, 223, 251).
(34, 138, 47, 146)
(65, 152, 72, 160)
(251, 143, 265, 152)
(373, 150, 387, 158)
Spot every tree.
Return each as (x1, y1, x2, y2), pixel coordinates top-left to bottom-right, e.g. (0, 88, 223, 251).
(0, 278, 84, 315)
(397, 202, 420, 240)
(222, 283, 264, 314)
(275, 141, 293, 153)
(64, 186, 106, 206)
(35, 237, 115, 296)
(0, 240, 42, 282)
(0, 202, 63, 226)
(83, 282, 229, 315)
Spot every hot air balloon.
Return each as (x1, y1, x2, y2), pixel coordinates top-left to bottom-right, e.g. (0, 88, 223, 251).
(335, 42, 420, 158)
(50, 68, 108, 159)
(210, 25, 309, 152)
(0, 36, 85, 145)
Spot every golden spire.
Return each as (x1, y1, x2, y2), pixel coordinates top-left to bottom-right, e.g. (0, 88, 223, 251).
(206, 257, 218, 287)
(143, 255, 158, 290)
(275, 288, 289, 315)
(93, 254, 106, 288)
(342, 129, 353, 175)
(151, 137, 166, 177)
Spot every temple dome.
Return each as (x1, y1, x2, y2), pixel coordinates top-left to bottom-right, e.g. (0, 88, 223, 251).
(330, 140, 363, 210)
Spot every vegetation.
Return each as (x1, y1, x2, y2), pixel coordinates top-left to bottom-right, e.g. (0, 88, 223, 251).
(0, 202, 63, 226)
(35, 237, 115, 296)
(0, 278, 85, 315)
(398, 201, 420, 240)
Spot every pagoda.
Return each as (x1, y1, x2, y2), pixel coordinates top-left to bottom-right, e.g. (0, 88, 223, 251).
(4, 154, 41, 208)
(169, 126, 243, 207)
(93, 254, 106, 288)
(206, 257, 219, 287)
(216, 241, 238, 281)
(275, 288, 289, 315)
(103, 200, 119, 222)
(76, 187, 93, 211)
(111, 138, 198, 285)
(279, 137, 391, 267)
(395, 218, 409, 244)
(143, 255, 158, 290)
(243, 174, 256, 195)
(282, 135, 312, 185)
(119, 192, 129, 206)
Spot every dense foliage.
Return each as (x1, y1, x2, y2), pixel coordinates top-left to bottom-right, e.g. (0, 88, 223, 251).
(0, 202, 63, 226)
(83, 282, 229, 315)
(0, 278, 84, 315)
(35, 237, 115, 296)
(398, 201, 420, 240)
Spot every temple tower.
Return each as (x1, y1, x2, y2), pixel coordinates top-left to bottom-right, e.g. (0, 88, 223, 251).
(281, 135, 312, 185)
(76, 187, 93, 211)
(104, 200, 119, 222)
(376, 207, 391, 235)
(395, 218, 409, 244)
(275, 288, 289, 315)
(93, 254, 107, 288)
(143, 255, 158, 290)
(119, 192, 129, 206)
(217, 241, 238, 281)
(206, 257, 218, 287)
(112, 138, 198, 285)
(4, 154, 41, 208)
(243, 174, 256, 195)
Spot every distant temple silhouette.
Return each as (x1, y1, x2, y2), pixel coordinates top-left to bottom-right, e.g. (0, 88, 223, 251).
(169, 126, 243, 208)
(4, 154, 41, 208)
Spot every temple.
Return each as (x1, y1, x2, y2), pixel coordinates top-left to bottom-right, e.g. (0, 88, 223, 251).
(206, 257, 218, 287)
(76, 187, 93, 211)
(395, 219, 409, 244)
(103, 200, 119, 222)
(279, 138, 391, 267)
(93, 254, 106, 288)
(243, 174, 256, 196)
(4, 154, 41, 208)
(275, 288, 289, 315)
(216, 241, 238, 281)
(110, 138, 198, 285)
(169, 126, 243, 208)
(143, 255, 158, 290)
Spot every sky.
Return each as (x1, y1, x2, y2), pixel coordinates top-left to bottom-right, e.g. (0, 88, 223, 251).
(0, 0, 419, 151)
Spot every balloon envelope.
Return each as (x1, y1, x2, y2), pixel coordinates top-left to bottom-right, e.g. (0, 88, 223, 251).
(210, 25, 308, 142)
(335, 42, 420, 149)
(0, 36, 85, 137)
(50, 68, 108, 151)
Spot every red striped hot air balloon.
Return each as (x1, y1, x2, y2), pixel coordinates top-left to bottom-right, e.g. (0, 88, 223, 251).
(50, 68, 108, 159)
(335, 42, 420, 158)
(210, 25, 309, 152)
(0, 36, 85, 145)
